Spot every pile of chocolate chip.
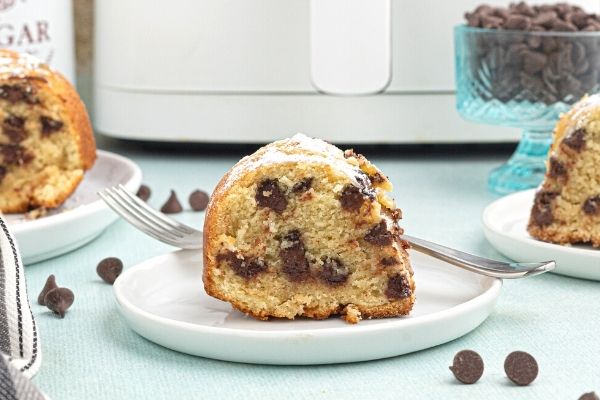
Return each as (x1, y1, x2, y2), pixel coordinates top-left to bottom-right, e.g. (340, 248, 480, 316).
(462, 2, 600, 105)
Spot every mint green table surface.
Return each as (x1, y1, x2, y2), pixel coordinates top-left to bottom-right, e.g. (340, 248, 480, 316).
(24, 139, 599, 399)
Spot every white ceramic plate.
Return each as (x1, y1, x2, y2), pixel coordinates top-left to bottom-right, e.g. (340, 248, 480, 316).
(483, 189, 600, 281)
(5, 150, 142, 265)
(114, 249, 502, 365)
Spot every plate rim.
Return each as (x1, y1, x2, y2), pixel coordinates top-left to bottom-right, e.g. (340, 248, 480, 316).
(114, 249, 503, 338)
(9, 149, 142, 235)
(482, 189, 600, 258)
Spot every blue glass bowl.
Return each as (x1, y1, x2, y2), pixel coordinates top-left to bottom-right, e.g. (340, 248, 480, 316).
(454, 25, 600, 194)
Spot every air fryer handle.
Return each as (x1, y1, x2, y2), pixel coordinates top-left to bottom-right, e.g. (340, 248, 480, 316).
(309, 0, 392, 96)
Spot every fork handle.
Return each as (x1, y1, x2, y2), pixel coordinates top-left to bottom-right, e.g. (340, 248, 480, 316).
(403, 234, 555, 279)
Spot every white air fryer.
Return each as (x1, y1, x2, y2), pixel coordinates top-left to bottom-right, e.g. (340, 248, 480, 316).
(93, 0, 598, 144)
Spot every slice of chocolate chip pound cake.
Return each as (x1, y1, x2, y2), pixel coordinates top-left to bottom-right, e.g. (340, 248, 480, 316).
(203, 134, 415, 323)
(528, 94, 600, 246)
(0, 49, 95, 213)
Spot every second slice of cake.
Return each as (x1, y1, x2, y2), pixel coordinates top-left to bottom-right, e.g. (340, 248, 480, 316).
(528, 94, 600, 246)
(203, 134, 415, 323)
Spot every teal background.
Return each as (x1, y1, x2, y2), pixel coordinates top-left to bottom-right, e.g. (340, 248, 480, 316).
(23, 139, 600, 399)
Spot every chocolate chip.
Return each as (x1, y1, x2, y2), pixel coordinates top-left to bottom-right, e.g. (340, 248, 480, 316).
(0, 144, 34, 165)
(532, 11, 557, 27)
(583, 195, 600, 215)
(563, 128, 586, 151)
(319, 257, 348, 285)
(136, 184, 151, 202)
(531, 190, 559, 227)
(255, 179, 287, 214)
(579, 392, 600, 400)
(0, 165, 6, 183)
(339, 185, 364, 212)
(504, 351, 538, 386)
(385, 273, 412, 300)
(449, 350, 484, 384)
(549, 157, 567, 178)
(37, 274, 58, 305)
(279, 230, 310, 281)
(44, 287, 74, 318)
(0, 84, 38, 104)
(189, 189, 209, 211)
(369, 172, 386, 185)
(96, 257, 123, 284)
(217, 251, 266, 279)
(292, 177, 313, 193)
(365, 220, 394, 246)
(523, 51, 548, 74)
(380, 257, 399, 266)
(40, 116, 63, 135)
(3, 115, 25, 143)
(160, 190, 183, 214)
(505, 15, 531, 30)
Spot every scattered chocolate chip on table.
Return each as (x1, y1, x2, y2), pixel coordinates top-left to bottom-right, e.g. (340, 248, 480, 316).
(37, 274, 58, 305)
(449, 349, 485, 384)
(44, 287, 75, 318)
(189, 189, 210, 211)
(579, 392, 600, 400)
(160, 190, 183, 214)
(504, 350, 539, 386)
(97, 257, 124, 284)
(136, 184, 151, 201)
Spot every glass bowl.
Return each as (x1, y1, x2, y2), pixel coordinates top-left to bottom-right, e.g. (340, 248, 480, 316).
(454, 25, 600, 194)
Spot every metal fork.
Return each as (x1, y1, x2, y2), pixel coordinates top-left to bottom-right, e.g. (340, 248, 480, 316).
(98, 185, 555, 279)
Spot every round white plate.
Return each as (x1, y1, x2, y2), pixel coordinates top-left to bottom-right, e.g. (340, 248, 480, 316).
(114, 249, 502, 365)
(483, 189, 600, 281)
(5, 150, 142, 265)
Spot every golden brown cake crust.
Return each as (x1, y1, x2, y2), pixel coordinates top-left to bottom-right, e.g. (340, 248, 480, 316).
(0, 49, 95, 213)
(203, 134, 415, 323)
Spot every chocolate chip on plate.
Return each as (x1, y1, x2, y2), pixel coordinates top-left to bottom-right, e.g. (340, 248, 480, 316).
(37, 274, 58, 305)
(136, 184, 151, 202)
(44, 287, 74, 318)
(160, 190, 183, 214)
(97, 257, 124, 284)
(449, 350, 484, 384)
(579, 392, 600, 400)
(189, 189, 209, 211)
(504, 351, 538, 386)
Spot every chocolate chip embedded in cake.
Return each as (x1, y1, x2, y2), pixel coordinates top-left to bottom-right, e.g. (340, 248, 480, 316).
(0, 144, 34, 165)
(364, 220, 394, 246)
(319, 257, 348, 285)
(279, 230, 310, 281)
(0, 84, 38, 104)
(583, 195, 600, 215)
(530, 190, 558, 227)
(339, 185, 365, 211)
(203, 134, 415, 323)
(292, 177, 313, 193)
(562, 128, 586, 151)
(255, 178, 287, 213)
(385, 274, 412, 300)
(3, 115, 25, 143)
(217, 251, 267, 280)
(40, 116, 64, 136)
(548, 157, 567, 179)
